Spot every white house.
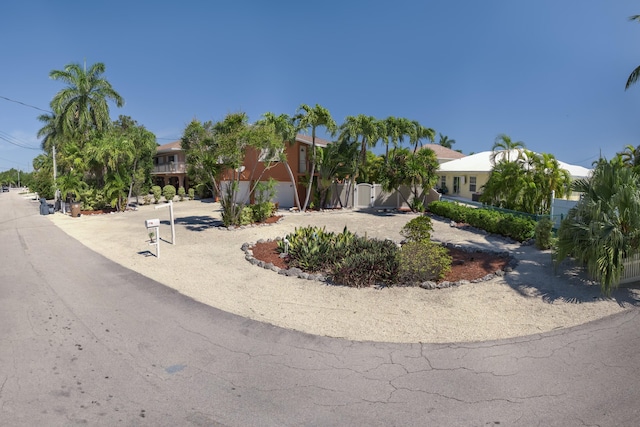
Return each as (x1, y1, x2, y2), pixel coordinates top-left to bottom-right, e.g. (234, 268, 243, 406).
(436, 150, 591, 201)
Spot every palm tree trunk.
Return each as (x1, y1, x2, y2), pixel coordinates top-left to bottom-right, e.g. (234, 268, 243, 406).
(302, 135, 316, 211)
(283, 162, 302, 211)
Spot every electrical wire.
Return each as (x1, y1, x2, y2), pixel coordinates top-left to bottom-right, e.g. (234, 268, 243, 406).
(0, 131, 41, 150)
(0, 95, 52, 113)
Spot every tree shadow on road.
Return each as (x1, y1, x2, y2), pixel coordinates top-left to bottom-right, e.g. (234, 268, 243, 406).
(172, 215, 222, 232)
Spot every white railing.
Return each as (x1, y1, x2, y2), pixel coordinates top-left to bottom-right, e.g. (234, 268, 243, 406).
(621, 252, 640, 285)
(152, 162, 186, 174)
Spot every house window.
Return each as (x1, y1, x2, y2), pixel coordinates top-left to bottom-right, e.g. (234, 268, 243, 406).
(469, 176, 477, 193)
(440, 176, 446, 190)
(299, 146, 307, 173)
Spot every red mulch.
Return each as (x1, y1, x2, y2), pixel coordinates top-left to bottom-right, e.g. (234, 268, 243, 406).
(249, 240, 510, 283)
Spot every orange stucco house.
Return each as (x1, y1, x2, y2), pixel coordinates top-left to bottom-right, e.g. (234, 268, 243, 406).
(153, 134, 331, 208)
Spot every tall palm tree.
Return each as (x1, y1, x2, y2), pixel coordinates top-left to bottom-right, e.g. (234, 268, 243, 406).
(49, 62, 124, 141)
(408, 120, 435, 153)
(490, 133, 526, 164)
(258, 112, 302, 211)
(294, 104, 337, 211)
(382, 116, 411, 160)
(438, 133, 456, 149)
(625, 15, 640, 90)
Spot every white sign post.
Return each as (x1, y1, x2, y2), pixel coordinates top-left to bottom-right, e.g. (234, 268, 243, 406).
(155, 200, 175, 245)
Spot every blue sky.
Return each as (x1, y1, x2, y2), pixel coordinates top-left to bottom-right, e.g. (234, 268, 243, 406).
(1, 1, 639, 172)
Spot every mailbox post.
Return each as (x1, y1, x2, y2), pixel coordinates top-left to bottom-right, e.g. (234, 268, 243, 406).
(145, 218, 160, 258)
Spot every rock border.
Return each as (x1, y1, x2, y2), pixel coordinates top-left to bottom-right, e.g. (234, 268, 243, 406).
(241, 238, 518, 290)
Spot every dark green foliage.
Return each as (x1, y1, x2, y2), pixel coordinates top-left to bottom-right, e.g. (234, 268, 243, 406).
(163, 184, 176, 202)
(428, 201, 467, 222)
(400, 215, 433, 242)
(398, 241, 452, 283)
(535, 217, 554, 250)
(428, 201, 535, 242)
(330, 238, 399, 288)
(151, 185, 162, 204)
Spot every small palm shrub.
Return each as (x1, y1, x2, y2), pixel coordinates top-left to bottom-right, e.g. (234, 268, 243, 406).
(535, 217, 554, 250)
(163, 185, 176, 202)
(143, 194, 152, 205)
(178, 186, 186, 201)
(152, 185, 162, 204)
(398, 241, 451, 284)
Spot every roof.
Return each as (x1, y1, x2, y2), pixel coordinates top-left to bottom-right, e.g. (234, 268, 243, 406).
(155, 133, 331, 153)
(295, 134, 331, 148)
(419, 144, 466, 162)
(438, 150, 592, 179)
(156, 140, 182, 153)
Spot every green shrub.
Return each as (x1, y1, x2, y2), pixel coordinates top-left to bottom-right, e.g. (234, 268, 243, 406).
(409, 198, 426, 213)
(188, 188, 195, 200)
(250, 202, 275, 223)
(498, 215, 535, 242)
(398, 241, 452, 283)
(177, 186, 185, 201)
(330, 238, 399, 288)
(152, 185, 162, 204)
(281, 226, 336, 272)
(400, 215, 433, 243)
(163, 185, 176, 202)
(239, 206, 254, 225)
(143, 194, 152, 205)
(535, 217, 554, 250)
(428, 201, 535, 242)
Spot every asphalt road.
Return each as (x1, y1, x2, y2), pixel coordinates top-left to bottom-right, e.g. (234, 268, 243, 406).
(1, 190, 640, 426)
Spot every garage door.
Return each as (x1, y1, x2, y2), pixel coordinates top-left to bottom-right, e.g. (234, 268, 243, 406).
(273, 182, 295, 209)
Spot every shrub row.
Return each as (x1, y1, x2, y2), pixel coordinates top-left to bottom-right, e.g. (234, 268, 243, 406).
(428, 201, 535, 242)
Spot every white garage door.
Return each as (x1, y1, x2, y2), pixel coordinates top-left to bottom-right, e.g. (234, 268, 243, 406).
(273, 182, 295, 209)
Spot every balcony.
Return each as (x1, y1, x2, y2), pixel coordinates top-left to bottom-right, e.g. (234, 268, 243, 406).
(152, 162, 186, 174)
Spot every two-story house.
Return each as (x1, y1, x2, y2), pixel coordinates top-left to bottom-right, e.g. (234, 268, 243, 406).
(153, 134, 331, 208)
(152, 140, 189, 191)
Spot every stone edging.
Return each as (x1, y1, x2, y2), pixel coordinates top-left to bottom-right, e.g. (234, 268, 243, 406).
(241, 238, 518, 290)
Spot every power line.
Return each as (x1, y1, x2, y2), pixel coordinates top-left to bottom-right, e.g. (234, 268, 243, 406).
(0, 95, 52, 113)
(0, 131, 41, 151)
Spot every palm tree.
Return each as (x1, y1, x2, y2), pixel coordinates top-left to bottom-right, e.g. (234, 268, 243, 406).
(438, 133, 456, 149)
(258, 112, 302, 211)
(626, 15, 640, 90)
(382, 116, 411, 161)
(49, 62, 124, 141)
(555, 157, 640, 295)
(408, 120, 435, 153)
(618, 144, 640, 170)
(490, 133, 526, 164)
(294, 104, 337, 211)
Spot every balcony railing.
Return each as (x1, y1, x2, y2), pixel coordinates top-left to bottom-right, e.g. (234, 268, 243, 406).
(152, 162, 186, 174)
